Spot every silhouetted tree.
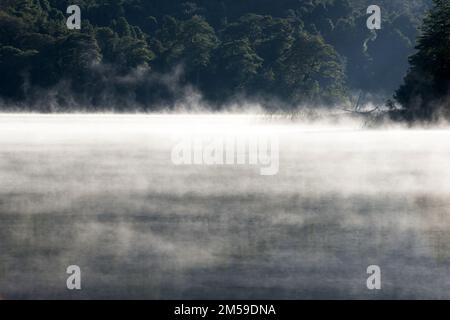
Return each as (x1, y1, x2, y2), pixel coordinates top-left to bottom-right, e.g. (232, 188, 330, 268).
(395, 0, 450, 120)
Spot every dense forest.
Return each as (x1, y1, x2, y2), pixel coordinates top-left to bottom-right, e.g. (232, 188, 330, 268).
(0, 0, 446, 118)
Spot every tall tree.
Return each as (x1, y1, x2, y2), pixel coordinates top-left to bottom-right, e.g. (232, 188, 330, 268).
(395, 0, 450, 120)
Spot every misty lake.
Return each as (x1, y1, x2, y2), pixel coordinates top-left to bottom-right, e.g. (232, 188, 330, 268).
(1, 114, 450, 299)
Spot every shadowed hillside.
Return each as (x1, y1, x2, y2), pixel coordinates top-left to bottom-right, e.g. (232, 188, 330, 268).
(0, 0, 434, 111)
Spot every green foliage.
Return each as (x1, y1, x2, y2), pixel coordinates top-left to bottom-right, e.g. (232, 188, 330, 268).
(395, 0, 450, 120)
(0, 0, 433, 111)
(215, 38, 263, 88)
(279, 32, 346, 104)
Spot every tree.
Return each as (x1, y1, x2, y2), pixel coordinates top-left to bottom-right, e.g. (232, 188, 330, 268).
(215, 38, 263, 89)
(180, 15, 218, 71)
(395, 0, 450, 120)
(278, 32, 346, 104)
(114, 36, 155, 69)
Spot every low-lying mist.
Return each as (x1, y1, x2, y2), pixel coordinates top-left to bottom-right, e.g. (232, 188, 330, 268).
(0, 60, 399, 115)
(1, 113, 450, 299)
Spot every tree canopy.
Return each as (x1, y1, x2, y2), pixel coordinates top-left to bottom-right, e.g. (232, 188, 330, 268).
(0, 0, 433, 111)
(395, 0, 450, 121)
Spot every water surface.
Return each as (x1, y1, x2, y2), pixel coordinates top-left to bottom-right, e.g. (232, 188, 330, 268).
(1, 114, 450, 299)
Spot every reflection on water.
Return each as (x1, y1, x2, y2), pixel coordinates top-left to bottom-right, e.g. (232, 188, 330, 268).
(1, 114, 450, 299)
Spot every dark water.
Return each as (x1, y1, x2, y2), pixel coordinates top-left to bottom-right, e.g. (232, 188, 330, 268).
(1, 114, 450, 299)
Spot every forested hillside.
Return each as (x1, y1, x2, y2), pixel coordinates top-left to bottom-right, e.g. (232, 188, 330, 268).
(0, 0, 432, 111)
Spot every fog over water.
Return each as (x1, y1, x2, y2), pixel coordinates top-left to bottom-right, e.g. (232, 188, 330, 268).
(1, 114, 450, 299)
